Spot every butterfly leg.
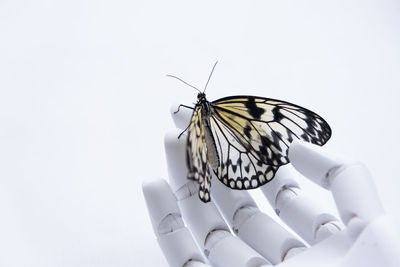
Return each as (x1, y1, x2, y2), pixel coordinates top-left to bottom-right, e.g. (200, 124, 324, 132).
(174, 104, 194, 114)
(177, 123, 190, 139)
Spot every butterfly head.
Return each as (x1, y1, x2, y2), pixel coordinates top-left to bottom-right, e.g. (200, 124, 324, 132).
(197, 92, 207, 101)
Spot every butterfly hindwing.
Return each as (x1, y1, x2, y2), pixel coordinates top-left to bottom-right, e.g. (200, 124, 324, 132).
(209, 114, 280, 190)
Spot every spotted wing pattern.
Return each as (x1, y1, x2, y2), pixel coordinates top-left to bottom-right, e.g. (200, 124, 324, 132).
(186, 105, 212, 202)
(209, 96, 331, 190)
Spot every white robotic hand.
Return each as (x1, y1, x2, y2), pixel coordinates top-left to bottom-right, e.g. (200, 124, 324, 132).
(143, 106, 400, 267)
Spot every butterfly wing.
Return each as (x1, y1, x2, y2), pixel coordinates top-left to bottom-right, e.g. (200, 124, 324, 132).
(209, 95, 331, 189)
(186, 105, 212, 202)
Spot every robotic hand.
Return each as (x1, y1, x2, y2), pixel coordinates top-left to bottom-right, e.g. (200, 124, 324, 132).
(143, 106, 400, 267)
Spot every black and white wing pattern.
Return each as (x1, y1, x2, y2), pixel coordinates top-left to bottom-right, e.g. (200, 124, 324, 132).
(186, 105, 212, 202)
(208, 96, 331, 191)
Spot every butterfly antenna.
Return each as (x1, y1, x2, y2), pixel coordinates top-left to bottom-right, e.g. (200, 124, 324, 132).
(166, 74, 202, 93)
(203, 61, 218, 93)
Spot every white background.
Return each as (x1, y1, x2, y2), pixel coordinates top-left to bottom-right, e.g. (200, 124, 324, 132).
(0, 0, 399, 266)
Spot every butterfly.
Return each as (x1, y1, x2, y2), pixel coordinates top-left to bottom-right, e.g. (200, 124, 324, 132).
(169, 62, 331, 202)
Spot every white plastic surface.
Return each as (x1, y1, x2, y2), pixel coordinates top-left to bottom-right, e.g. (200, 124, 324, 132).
(143, 179, 182, 235)
(315, 221, 342, 243)
(277, 230, 353, 267)
(178, 193, 230, 249)
(207, 230, 271, 267)
(260, 165, 300, 210)
(289, 141, 385, 226)
(143, 179, 207, 267)
(274, 186, 299, 216)
(341, 215, 400, 267)
(260, 151, 341, 245)
(236, 211, 305, 264)
(158, 228, 207, 267)
(328, 163, 384, 224)
(210, 172, 257, 226)
(184, 260, 211, 267)
(288, 140, 347, 188)
(283, 247, 307, 261)
(278, 193, 339, 245)
(165, 130, 189, 192)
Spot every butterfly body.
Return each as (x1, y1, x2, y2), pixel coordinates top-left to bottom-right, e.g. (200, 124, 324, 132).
(185, 94, 332, 203)
(197, 93, 220, 170)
